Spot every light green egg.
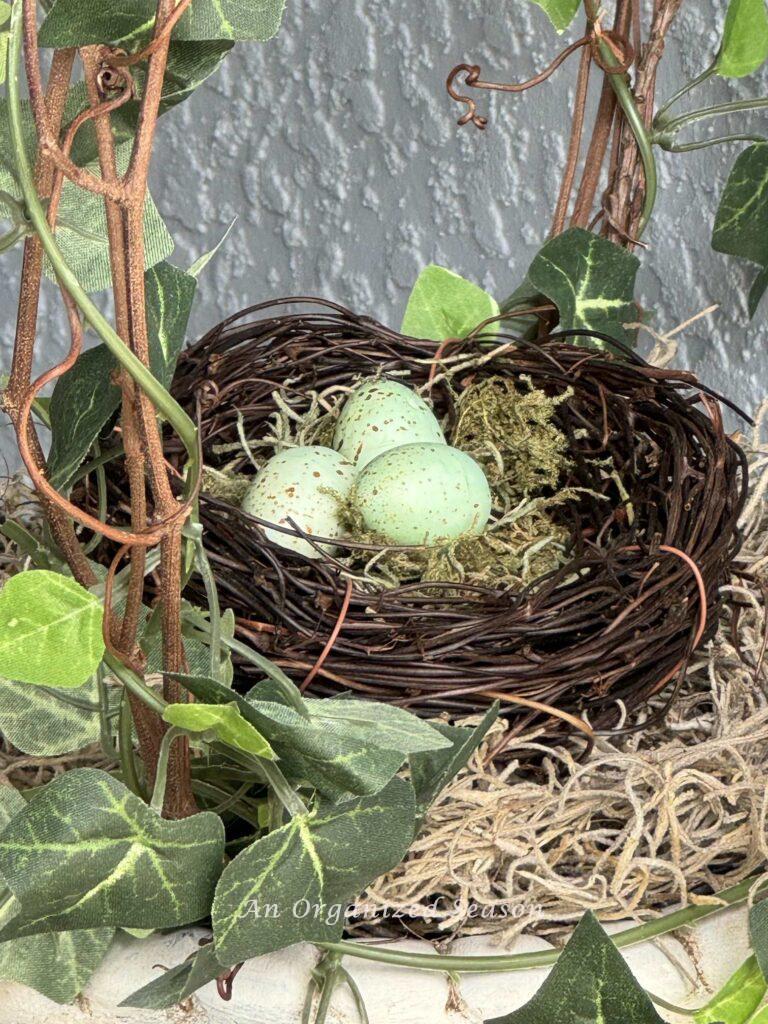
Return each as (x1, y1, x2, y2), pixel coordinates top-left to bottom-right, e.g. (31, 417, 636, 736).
(241, 447, 355, 559)
(354, 443, 492, 545)
(333, 377, 446, 469)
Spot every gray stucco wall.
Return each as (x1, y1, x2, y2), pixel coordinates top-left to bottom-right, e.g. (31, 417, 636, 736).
(2, 1, 767, 469)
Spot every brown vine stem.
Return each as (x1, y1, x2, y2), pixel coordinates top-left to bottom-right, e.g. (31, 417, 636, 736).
(571, 0, 632, 228)
(603, 0, 684, 245)
(117, 0, 197, 818)
(550, 27, 593, 236)
(1, 48, 97, 587)
(80, 45, 165, 779)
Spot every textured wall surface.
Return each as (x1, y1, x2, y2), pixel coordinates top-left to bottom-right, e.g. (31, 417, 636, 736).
(2, 1, 767, 468)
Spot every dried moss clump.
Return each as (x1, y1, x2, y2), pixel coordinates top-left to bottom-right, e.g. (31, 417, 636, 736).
(451, 376, 571, 508)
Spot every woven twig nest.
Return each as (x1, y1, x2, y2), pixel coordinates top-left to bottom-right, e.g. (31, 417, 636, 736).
(167, 298, 747, 740)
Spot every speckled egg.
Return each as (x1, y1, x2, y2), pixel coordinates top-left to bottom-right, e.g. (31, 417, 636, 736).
(354, 443, 492, 545)
(333, 377, 446, 469)
(241, 447, 356, 558)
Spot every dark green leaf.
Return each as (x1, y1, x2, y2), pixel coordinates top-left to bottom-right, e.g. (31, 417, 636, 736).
(0, 929, 114, 1005)
(526, 227, 640, 348)
(46, 345, 121, 492)
(750, 898, 768, 980)
(120, 941, 222, 1009)
(749, 264, 768, 316)
(716, 0, 768, 78)
(692, 955, 765, 1024)
(486, 912, 665, 1024)
(401, 265, 499, 341)
(713, 143, 768, 317)
(172, 673, 407, 799)
(529, 0, 581, 32)
(211, 777, 415, 963)
(0, 768, 225, 938)
(47, 261, 196, 491)
(410, 704, 499, 825)
(0, 788, 115, 1004)
(0, 674, 115, 756)
(0, 787, 25, 829)
(163, 702, 276, 760)
(0, 571, 104, 688)
(302, 698, 452, 754)
(40, 0, 286, 46)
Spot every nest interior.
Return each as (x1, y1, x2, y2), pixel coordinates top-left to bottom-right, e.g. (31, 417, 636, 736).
(167, 298, 747, 738)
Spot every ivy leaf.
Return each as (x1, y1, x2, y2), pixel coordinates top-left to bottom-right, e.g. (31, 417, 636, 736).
(0, 571, 104, 689)
(0, 929, 115, 1005)
(162, 702, 276, 760)
(120, 942, 222, 1009)
(401, 265, 499, 341)
(750, 899, 768, 980)
(528, 0, 581, 32)
(716, 0, 768, 78)
(525, 228, 640, 348)
(410, 704, 499, 825)
(211, 777, 415, 964)
(40, 0, 287, 46)
(301, 698, 452, 754)
(46, 261, 196, 491)
(172, 672, 407, 799)
(692, 955, 766, 1024)
(0, 783, 115, 1004)
(0, 769, 225, 939)
(712, 143, 768, 317)
(486, 912, 665, 1024)
(0, 674, 117, 756)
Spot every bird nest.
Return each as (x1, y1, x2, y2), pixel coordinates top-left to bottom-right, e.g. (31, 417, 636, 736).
(166, 298, 747, 744)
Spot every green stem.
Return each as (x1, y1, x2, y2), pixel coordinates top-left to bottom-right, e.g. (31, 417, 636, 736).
(151, 727, 182, 814)
(660, 132, 766, 153)
(118, 691, 144, 799)
(647, 991, 697, 1017)
(97, 667, 119, 760)
(189, 528, 223, 682)
(107, 653, 166, 717)
(599, 55, 657, 237)
(317, 875, 763, 974)
(6, 5, 199, 502)
(658, 97, 768, 137)
(65, 445, 125, 491)
(654, 62, 716, 124)
(191, 779, 260, 826)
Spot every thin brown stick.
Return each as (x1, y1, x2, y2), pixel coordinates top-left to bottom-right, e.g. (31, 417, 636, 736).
(550, 33, 592, 236)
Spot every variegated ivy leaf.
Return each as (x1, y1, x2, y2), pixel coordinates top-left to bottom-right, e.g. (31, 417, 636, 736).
(0, 674, 116, 756)
(529, 0, 581, 33)
(525, 227, 640, 348)
(40, 0, 287, 46)
(162, 702, 276, 760)
(0, 787, 115, 1005)
(691, 955, 766, 1024)
(0, 929, 115, 1005)
(712, 143, 768, 317)
(716, 0, 768, 78)
(486, 912, 664, 1024)
(0, 571, 104, 689)
(47, 260, 196, 491)
(750, 898, 768, 980)
(120, 941, 223, 1009)
(211, 777, 415, 964)
(301, 698, 452, 754)
(401, 265, 499, 341)
(0, 769, 225, 939)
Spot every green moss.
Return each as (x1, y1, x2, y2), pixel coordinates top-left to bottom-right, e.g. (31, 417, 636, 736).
(451, 375, 571, 505)
(201, 466, 252, 505)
